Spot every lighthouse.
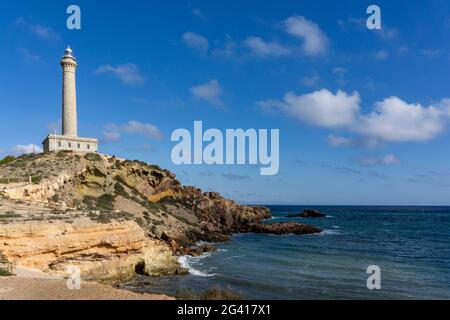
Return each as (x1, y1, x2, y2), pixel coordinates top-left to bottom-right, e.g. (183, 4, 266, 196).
(61, 47, 78, 137)
(42, 47, 98, 153)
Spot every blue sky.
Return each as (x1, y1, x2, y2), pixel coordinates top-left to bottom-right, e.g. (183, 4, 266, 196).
(1, 0, 450, 205)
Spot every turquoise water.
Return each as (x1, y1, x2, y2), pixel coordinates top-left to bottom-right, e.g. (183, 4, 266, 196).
(120, 206, 450, 299)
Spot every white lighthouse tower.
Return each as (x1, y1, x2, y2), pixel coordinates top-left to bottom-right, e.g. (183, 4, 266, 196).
(61, 47, 78, 137)
(42, 47, 98, 153)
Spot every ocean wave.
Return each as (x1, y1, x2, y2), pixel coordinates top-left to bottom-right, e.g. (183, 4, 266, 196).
(178, 256, 217, 277)
(195, 240, 220, 246)
(316, 229, 342, 236)
(268, 216, 282, 220)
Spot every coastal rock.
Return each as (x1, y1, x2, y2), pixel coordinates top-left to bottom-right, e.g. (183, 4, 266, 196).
(0, 218, 182, 280)
(246, 222, 322, 235)
(183, 244, 217, 257)
(0, 152, 270, 248)
(0, 152, 272, 277)
(295, 209, 326, 218)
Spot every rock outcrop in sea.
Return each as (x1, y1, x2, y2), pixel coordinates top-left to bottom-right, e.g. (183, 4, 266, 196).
(288, 209, 326, 218)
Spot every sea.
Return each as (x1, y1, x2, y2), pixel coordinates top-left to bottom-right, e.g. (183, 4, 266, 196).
(119, 206, 450, 299)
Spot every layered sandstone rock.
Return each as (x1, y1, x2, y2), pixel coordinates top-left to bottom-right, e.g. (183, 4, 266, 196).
(0, 218, 182, 280)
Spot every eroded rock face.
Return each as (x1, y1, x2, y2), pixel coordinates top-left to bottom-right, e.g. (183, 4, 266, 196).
(0, 152, 270, 249)
(0, 219, 182, 280)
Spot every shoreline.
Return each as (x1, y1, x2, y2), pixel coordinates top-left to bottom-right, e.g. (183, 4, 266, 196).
(0, 268, 174, 300)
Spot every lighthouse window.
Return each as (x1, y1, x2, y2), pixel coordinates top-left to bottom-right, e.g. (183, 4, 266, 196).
(58, 142, 61, 147)
(68, 142, 72, 148)
(78, 144, 81, 149)
(87, 144, 90, 150)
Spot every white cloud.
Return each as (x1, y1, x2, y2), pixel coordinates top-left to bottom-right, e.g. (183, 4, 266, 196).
(376, 27, 399, 40)
(326, 135, 353, 147)
(439, 99, 450, 115)
(182, 32, 209, 54)
(103, 121, 163, 143)
(420, 48, 445, 57)
(222, 173, 252, 181)
(283, 16, 329, 56)
(102, 131, 121, 143)
(383, 154, 400, 165)
(212, 39, 238, 59)
(15, 17, 60, 41)
(258, 89, 360, 128)
(191, 80, 224, 108)
(357, 156, 380, 167)
(357, 154, 400, 167)
(337, 17, 398, 41)
(300, 73, 321, 87)
(260, 89, 450, 143)
(206, 16, 327, 60)
(373, 50, 389, 60)
(122, 121, 163, 139)
(12, 144, 43, 156)
(332, 67, 348, 76)
(357, 97, 447, 142)
(191, 9, 205, 20)
(332, 67, 348, 86)
(19, 48, 42, 64)
(244, 37, 291, 57)
(95, 63, 144, 86)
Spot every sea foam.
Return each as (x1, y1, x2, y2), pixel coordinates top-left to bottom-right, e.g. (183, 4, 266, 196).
(178, 255, 217, 277)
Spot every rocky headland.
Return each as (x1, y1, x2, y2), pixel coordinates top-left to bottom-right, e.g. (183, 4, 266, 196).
(0, 151, 321, 283)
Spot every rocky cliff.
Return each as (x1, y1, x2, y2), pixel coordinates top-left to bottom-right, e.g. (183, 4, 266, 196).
(0, 151, 319, 280)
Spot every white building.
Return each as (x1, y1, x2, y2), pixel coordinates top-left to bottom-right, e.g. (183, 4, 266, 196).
(42, 47, 98, 153)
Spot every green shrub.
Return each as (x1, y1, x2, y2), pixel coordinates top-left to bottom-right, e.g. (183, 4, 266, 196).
(0, 156, 15, 166)
(90, 211, 135, 224)
(175, 288, 198, 300)
(175, 286, 244, 300)
(0, 212, 21, 219)
(84, 153, 102, 162)
(96, 194, 115, 210)
(201, 286, 244, 300)
(147, 164, 163, 171)
(135, 217, 146, 227)
(114, 182, 130, 199)
(0, 269, 12, 276)
(82, 195, 97, 209)
(0, 252, 13, 277)
(153, 219, 164, 226)
(31, 176, 42, 184)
